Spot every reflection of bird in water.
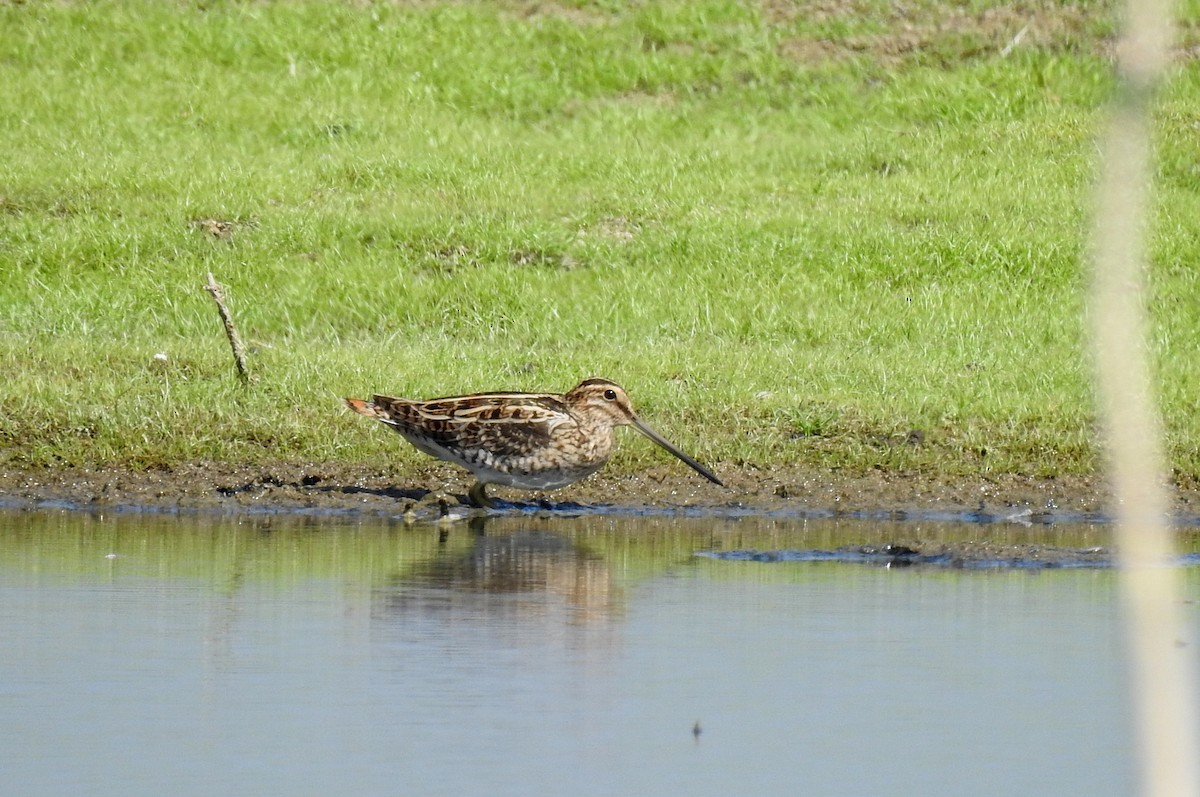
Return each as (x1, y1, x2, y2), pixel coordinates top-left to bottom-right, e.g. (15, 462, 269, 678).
(345, 377, 722, 507)
(383, 530, 617, 621)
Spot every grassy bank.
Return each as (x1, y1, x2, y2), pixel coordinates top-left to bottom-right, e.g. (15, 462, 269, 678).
(2, 1, 1199, 484)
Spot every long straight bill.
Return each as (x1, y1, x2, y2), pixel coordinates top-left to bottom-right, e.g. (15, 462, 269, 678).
(632, 418, 723, 486)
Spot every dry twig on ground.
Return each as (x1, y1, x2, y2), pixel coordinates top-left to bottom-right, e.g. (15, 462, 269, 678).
(203, 272, 250, 383)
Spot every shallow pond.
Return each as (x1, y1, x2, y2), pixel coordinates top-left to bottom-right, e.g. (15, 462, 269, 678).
(4, 509, 1199, 797)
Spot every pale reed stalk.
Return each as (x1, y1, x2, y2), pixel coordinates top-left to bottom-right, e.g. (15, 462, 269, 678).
(1091, 1, 1200, 794)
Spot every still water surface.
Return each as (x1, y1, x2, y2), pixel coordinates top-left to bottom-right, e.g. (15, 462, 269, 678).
(4, 510, 1198, 796)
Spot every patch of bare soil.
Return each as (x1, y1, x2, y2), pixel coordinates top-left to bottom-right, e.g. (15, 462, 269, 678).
(3, 460, 1198, 523)
(771, 0, 1106, 64)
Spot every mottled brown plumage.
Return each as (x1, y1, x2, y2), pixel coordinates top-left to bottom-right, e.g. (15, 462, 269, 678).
(344, 377, 722, 507)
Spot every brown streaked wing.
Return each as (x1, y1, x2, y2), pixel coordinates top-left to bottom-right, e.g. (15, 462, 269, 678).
(369, 393, 569, 456)
(417, 392, 570, 422)
(468, 415, 558, 457)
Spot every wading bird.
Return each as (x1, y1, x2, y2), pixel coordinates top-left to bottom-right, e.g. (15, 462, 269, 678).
(345, 377, 722, 507)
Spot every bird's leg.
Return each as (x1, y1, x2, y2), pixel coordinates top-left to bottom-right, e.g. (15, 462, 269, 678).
(411, 483, 455, 517)
(468, 481, 496, 509)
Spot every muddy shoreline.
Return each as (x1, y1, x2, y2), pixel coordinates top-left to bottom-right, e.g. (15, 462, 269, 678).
(3, 461, 1198, 524)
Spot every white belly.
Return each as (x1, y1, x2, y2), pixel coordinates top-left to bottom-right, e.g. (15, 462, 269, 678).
(401, 433, 608, 491)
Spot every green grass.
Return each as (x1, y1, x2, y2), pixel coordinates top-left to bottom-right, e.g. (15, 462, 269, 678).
(2, 0, 1199, 482)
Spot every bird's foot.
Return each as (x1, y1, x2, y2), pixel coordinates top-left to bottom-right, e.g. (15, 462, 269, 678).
(404, 484, 461, 519)
(468, 481, 497, 509)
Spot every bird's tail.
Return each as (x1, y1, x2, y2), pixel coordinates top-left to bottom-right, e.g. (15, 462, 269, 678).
(344, 397, 377, 417)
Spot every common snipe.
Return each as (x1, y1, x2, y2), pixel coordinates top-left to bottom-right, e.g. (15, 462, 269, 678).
(344, 377, 722, 507)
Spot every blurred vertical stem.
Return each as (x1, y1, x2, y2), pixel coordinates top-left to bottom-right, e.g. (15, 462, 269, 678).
(1091, 1, 1200, 795)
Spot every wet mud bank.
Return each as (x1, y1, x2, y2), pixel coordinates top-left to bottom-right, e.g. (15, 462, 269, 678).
(2, 461, 1200, 525)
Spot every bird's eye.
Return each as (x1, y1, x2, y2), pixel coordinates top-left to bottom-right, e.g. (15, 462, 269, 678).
(603, 389, 617, 401)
